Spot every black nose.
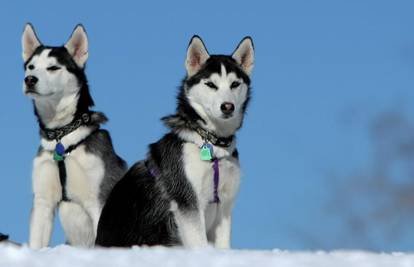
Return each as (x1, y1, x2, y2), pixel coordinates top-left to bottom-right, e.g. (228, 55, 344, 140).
(25, 76, 38, 88)
(220, 102, 235, 115)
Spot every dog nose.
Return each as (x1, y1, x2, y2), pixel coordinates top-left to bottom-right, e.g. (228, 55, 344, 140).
(25, 76, 38, 87)
(220, 102, 235, 115)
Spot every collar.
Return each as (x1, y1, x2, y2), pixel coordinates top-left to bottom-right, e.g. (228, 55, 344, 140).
(41, 113, 91, 141)
(186, 121, 234, 148)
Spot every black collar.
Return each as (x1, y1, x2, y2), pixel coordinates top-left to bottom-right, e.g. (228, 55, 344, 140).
(187, 121, 234, 148)
(41, 113, 91, 141)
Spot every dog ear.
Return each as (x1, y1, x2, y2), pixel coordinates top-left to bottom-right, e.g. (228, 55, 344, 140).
(65, 24, 88, 68)
(232, 37, 254, 76)
(185, 35, 210, 77)
(22, 23, 42, 62)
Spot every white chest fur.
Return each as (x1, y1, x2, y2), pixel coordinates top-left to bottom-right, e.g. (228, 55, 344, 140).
(33, 145, 105, 204)
(182, 143, 241, 209)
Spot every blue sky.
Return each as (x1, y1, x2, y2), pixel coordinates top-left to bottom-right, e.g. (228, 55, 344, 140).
(1, 0, 414, 251)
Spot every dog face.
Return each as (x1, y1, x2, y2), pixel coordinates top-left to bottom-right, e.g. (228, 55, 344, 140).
(184, 36, 254, 133)
(22, 24, 89, 99)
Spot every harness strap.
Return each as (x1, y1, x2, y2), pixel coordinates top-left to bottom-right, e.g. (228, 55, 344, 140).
(58, 160, 70, 202)
(211, 158, 220, 204)
(54, 130, 98, 202)
(39, 112, 101, 203)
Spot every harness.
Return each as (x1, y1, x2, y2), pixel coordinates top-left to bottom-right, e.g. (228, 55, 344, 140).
(191, 123, 234, 204)
(148, 124, 234, 204)
(40, 113, 93, 202)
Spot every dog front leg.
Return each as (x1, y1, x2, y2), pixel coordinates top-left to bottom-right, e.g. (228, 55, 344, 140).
(84, 201, 102, 238)
(208, 203, 232, 249)
(30, 156, 60, 249)
(29, 197, 56, 249)
(172, 204, 208, 248)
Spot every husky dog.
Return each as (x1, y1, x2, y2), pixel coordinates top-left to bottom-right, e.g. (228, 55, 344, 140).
(22, 24, 127, 249)
(96, 36, 254, 248)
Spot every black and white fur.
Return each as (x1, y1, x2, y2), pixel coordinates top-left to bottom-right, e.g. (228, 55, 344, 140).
(22, 24, 127, 249)
(96, 36, 254, 248)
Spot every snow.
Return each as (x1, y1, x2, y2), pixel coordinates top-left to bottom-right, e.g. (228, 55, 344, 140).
(0, 244, 414, 267)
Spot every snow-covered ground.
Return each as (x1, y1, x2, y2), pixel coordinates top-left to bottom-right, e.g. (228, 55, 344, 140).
(1, 244, 414, 267)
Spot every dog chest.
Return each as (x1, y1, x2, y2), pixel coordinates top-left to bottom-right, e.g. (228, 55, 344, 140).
(182, 143, 241, 207)
(64, 145, 105, 202)
(33, 145, 105, 203)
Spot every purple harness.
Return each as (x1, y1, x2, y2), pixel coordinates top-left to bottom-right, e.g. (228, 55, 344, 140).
(211, 158, 220, 204)
(149, 166, 159, 178)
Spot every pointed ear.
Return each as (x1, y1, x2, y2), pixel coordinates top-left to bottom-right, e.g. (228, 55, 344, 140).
(185, 35, 210, 77)
(232, 37, 254, 75)
(65, 24, 88, 67)
(22, 23, 42, 62)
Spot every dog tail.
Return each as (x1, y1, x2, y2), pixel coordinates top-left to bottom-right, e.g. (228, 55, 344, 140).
(0, 233, 8, 242)
(0, 233, 21, 246)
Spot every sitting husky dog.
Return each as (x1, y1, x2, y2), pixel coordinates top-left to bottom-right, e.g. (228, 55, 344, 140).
(22, 24, 127, 249)
(96, 36, 254, 248)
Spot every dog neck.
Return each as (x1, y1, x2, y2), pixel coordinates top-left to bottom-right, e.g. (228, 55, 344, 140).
(178, 127, 236, 159)
(38, 111, 107, 151)
(33, 92, 80, 130)
(162, 114, 237, 158)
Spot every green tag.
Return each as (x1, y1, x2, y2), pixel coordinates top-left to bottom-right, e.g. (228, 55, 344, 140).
(53, 151, 64, 161)
(200, 144, 213, 161)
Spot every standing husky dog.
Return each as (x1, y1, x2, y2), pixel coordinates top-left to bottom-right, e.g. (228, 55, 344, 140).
(22, 24, 127, 249)
(96, 36, 254, 248)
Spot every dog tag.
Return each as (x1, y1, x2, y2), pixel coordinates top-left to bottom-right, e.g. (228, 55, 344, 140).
(53, 142, 65, 161)
(200, 143, 213, 161)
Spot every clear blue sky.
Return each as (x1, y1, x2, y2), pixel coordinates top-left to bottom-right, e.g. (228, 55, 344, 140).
(1, 0, 414, 251)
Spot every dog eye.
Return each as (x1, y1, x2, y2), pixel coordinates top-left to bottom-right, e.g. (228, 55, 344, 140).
(230, 81, 241, 89)
(28, 65, 35, 70)
(205, 81, 218, 90)
(47, 66, 61, 71)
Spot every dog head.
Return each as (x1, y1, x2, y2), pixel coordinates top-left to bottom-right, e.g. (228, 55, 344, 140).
(183, 36, 254, 135)
(22, 23, 89, 100)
